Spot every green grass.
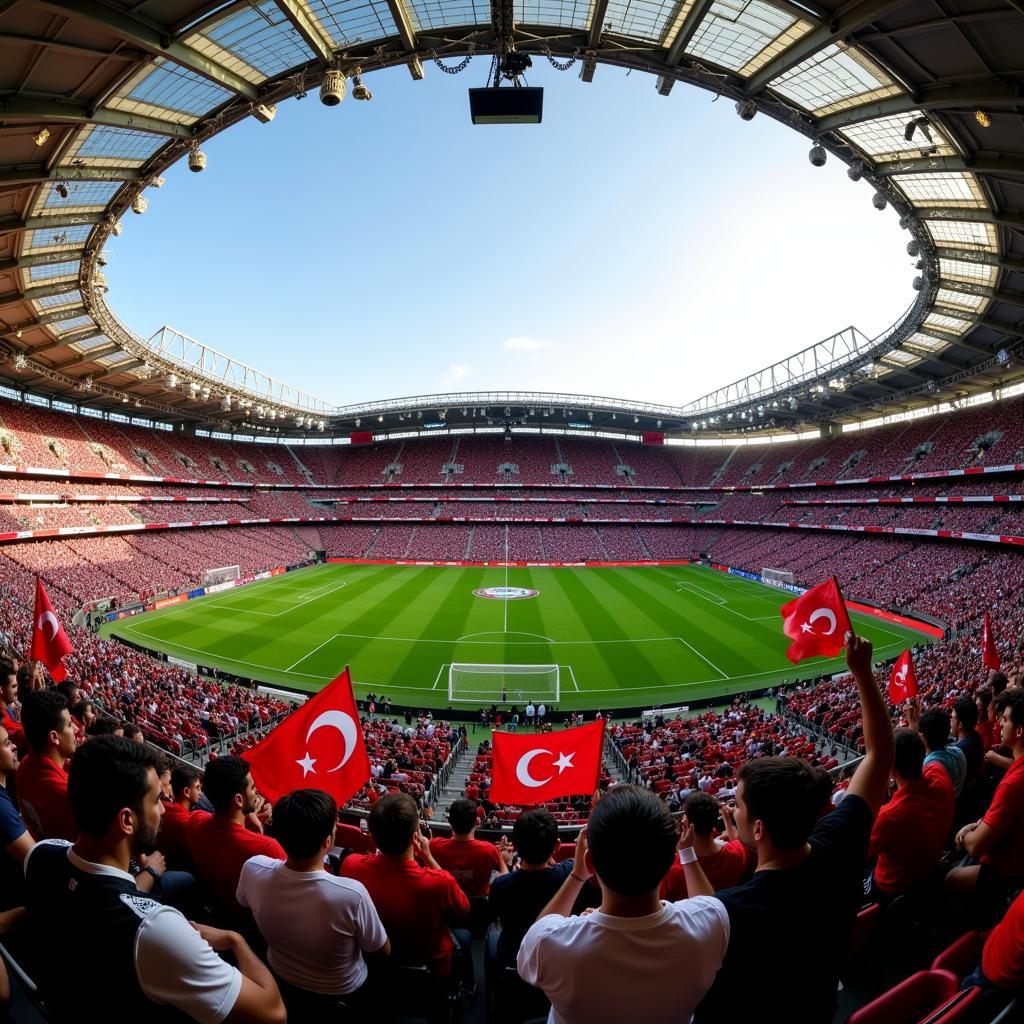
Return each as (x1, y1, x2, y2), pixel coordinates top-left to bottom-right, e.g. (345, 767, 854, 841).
(100, 563, 933, 710)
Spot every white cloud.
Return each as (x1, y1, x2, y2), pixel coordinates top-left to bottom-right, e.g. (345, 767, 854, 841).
(501, 336, 554, 353)
(440, 363, 469, 388)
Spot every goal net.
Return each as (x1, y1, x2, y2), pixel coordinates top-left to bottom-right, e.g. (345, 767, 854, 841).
(204, 565, 240, 587)
(762, 568, 796, 587)
(448, 664, 560, 704)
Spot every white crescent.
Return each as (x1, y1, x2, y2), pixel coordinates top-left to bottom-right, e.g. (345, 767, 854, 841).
(896, 664, 908, 683)
(808, 608, 837, 636)
(305, 710, 359, 773)
(516, 748, 553, 788)
(38, 611, 59, 641)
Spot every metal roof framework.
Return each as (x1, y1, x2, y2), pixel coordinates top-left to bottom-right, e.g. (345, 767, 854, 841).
(0, 0, 1020, 439)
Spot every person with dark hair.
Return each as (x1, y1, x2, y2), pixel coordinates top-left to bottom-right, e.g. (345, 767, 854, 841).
(912, 705, 967, 798)
(161, 764, 202, 870)
(340, 793, 470, 978)
(865, 728, 953, 901)
(694, 633, 894, 1024)
(23, 736, 285, 1024)
(952, 698, 984, 781)
(86, 716, 124, 738)
(518, 784, 728, 1022)
(0, 725, 32, 911)
(70, 699, 97, 744)
(949, 689, 1024, 908)
(0, 659, 24, 755)
(661, 793, 753, 900)
(489, 809, 574, 969)
(186, 755, 285, 920)
(16, 690, 77, 841)
(238, 788, 389, 1013)
(430, 797, 507, 906)
(15, 661, 44, 705)
(122, 722, 145, 744)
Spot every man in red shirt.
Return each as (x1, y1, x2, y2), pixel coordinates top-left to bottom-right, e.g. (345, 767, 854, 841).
(949, 689, 1024, 910)
(661, 792, 752, 901)
(340, 793, 470, 983)
(161, 764, 203, 871)
(866, 729, 953, 900)
(430, 798, 506, 908)
(978, 889, 1024, 990)
(16, 691, 77, 841)
(0, 659, 23, 755)
(186, 755, 285, 922)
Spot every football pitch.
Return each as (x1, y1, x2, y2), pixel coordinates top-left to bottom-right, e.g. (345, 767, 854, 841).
(101, 562, 933, 710)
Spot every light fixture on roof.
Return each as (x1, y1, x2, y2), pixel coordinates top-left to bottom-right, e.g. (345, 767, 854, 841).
(55, 182, 69, 199)
(354, 417, 360, 427)
(221, 396, 232, 411)
(975, 110, 991, 128)
(110, 219, 123, 236)
(317, 420, 325, 431)
(131, 195, 148, 215)
(122, 395, 129, 404)
(735, 99, 757, 121)
(378, 415, 383, 422)
(903, 117, 933, 144)
(788, 396, 799, 411)
(872, 192, 887, 211)
(997, 348, 1012, 367)
(14, 354, 27, 370)
(188, 145, 207, 173)
(84, 376, 93, 391)
(913, 276, 923, 291)
(899, 214, 913, 230)
(164, 373, 178, 389)
(808, 144, 826, 168)
(847, 159, 865, 182)
(320, 68, 347, 106)
(351, 68, 372, 101)
(151, 176, 165, 188)
(907, 240, 919, 257)
(33, 128, 51, 146)
(633, 416, 639, 423)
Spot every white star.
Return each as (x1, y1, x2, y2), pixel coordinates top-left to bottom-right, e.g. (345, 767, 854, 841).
(800, 622, 814, 634)
(296, 752, 317, 777)
(554, 751, 574, 774)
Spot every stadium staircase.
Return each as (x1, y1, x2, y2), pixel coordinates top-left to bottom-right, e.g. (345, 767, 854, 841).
(431, 743, 477, 816)
(283, 444, 315, 483)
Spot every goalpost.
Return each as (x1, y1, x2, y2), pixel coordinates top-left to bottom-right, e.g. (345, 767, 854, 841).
(448, 664, 560, 704)
(761, 568, 796, 588)
(204, 564, 240, 587)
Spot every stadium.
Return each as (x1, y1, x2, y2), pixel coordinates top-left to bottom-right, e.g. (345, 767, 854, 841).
(0, 0, 1023, 1022)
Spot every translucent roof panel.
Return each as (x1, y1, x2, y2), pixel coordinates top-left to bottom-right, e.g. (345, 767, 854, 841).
(71, 127, 166, 164)
(124, 61, 233, 117)
(939, 258, 997, 287)
(517, 0, 590, 29)
(685, 1, 812, 77)
(23, 227, 93, 252)
(893, 172, 986, 208)
(34, 291, 83, 310)
(770, 42, 899, 116)
(29, 261, 80, 282)
(97, 352, 137, 368)
(662, 0, 697, 46)
(191, 1, 316, 79)
(309, 0, 401, 43)
(880, 349, 921, 367)
(903, 333, 950, 354)
(926, 220, 997, 250)
(601, 0, 679, 42)
(39, 181, 121, 212)
(839, 112, 957, 161)
(935, 287, 987, 314)
(71, 335, 114, 351)
(924, 312, 971, 336)
(52, 316, 94, 334)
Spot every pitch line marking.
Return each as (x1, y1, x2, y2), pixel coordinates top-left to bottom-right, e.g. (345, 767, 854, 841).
(457, 631, 555, 643)
(287, 633, 342, 671)
(567, 665, 580, 692)
(676, 637, 729, 679)
(432, 664, 446, 690)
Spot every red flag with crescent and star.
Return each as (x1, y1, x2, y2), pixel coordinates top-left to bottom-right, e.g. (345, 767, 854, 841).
(30, 578, 73, 683)
(982, 611, 1001, 671)
(888, 649, 918, 704)
(245, 667, 370, 806)
(490, 720, 605, 805)
(779, 576, 852, 665)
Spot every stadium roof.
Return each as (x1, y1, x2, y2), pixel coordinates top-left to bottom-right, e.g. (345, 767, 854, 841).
(0, 0, 1021, 440)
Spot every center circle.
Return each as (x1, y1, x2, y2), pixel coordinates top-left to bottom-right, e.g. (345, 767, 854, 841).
(473, 586, 540, 600)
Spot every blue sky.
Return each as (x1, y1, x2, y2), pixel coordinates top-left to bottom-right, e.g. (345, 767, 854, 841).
(107, 60, 913, 409)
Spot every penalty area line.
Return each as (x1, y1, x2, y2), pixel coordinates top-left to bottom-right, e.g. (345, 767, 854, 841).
(675, 636, 729, 679)
(566, 665, 579, 692)
(287, 633, 342, 672)
(432, 664, 447, 690)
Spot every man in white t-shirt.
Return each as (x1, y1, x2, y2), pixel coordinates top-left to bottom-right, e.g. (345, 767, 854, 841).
(537, 703, 547, 726)
(518, 785, 728, 1024)
(238, 789, 389, 1012)
(525, 703, 536, 728)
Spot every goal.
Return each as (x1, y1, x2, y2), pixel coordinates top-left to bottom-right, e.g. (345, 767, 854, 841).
(204, 564, 240, 587)
(761, 568, 796, 587)
(448, 663, 560, 704)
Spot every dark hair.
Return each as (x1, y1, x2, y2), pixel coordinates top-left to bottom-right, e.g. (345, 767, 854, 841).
(512, 809, 559, 865)
(990, 672, 1009, 696)
(56, 680, 80, 705)
(87, 716, 122, 737)
(15, 662, 36, 703)
(976, 688, 993, 712)
(952, 697, 978, 732)
(917, 708, 951, 751)
(447, 798, 478, 835)
(737, 757, 831, 850)
(0, 659, 15, 683)
(121, 723, 144, 743)
(997, 688, 1024, 729)
(368, 792, 419, 855)
(171, 764, 202, 797)
(202, 755, 251, 814)
(67, 735, 161, 838)
(22, 691, 68, 753)
(683, 791, 722, 836)
(71, 699, 94, 722)
(586, 784, 676, 895)
(274, 789, 337, 859)
(893, 728, 925, 780)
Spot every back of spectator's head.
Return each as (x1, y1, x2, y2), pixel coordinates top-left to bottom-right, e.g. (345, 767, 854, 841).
(202, 755, 251, 815)
(512, 809, 559, 866)
(586, 784, 676, 896)
(87, 716, 122, 738)
(171, 764, 202, 801)
(68, 735, 161, 841)
(893, 728, 925, 781)
(22, 690, 69, 753)
(952, 698, 978, 733)
(990, 672, 1009, 696)
(917, 708, 951, 751)
(369, 792, 419, 855)
(976, 687, 993, 714)
(16, 661, 40, 703)
(447, 798, 478, 835)
(121, 722, 144, 744)
(0, 658, 15, 693)
(683, 791, 722, 837)
(737, 757, 830, 851)
(56, 680, 80, 707)
(274, 789, 337, 860)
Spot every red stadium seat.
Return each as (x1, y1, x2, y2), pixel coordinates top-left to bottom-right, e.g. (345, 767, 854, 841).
(335, 823, 376, 853)
(929, 930, 991, 982)
(553, 843, 575, 863)
(845, 970, 959, 1024)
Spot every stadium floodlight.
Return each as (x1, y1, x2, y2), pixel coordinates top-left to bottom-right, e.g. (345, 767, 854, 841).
(151, 176, 165, 188)
(872, 191, 888, 210)
(907, 240, 920, 257)
(14, 354, 27, 370)
(318, 420, 325, 431)
(899, 214, 913, 230)
(108, 218, 123, 237)
(903, 117, 933, 143)
(735, 99, 757, 121)
(997, 348, 1012, 366)
(33, 128, 50, 146)
(788, 396, 799, 410)
(164, 373, 178, 389)
(188, 147, 207, 173)
(913, 276, 923, 291)
(354, 417, 360, 426)
(55, 182, 68, 199)
(351, 68, 372, 101)
(847, 159, 865, 182)
(131, 195, 148, 214)
(320, 69, 346, 106)
(221, 396, 232, 411)
(808, 144, 826, 167)
(975, 110, 991, 128)
(84, 376, 93, 391)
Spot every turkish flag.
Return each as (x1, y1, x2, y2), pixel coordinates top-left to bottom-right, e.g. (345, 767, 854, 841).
(888, 650, 918, 704)
(490, 720, 605, 806)
(982, 612, 1001, 671)
(30, 578, 73, 683)
(245, 667, 370, 806)
(780, 576, 852, 664)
